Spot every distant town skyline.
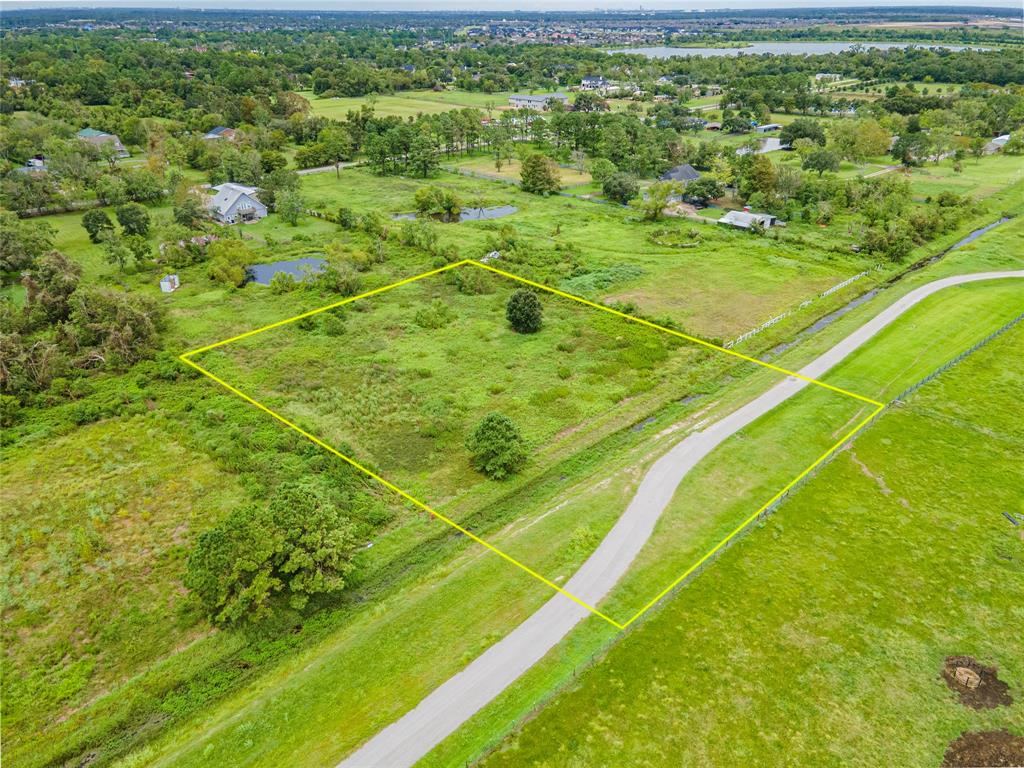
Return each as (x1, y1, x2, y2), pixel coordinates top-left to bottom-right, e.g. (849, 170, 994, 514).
(2, 0, 1020, 11)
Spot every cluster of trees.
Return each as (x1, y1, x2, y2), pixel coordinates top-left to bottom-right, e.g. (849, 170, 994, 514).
(185, 479, 360, 625)
(0, 213, 165, 404)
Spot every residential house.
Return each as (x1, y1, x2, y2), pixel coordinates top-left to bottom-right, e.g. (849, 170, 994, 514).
(77, 128, 130, 157)
(579, 75, 610, 91)
(754, 123, 783, 133)
(706, 122, 723, 131)
(660, 163, 701, 184)
(718, 209, 777, 230)
(508, 93, 570, 110)
(206, 183, 268, 225)
(814, 73, 843, 82)
(203, 126, 237, 141)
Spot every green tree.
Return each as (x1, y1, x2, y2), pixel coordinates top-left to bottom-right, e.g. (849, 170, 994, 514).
(602, 172, 639, 205)
(465, 412, 529, 480)
(780, 118, 827, 147)
(802, 148, 840, 176)
(520, 154, 561, 195)
(0, 212, 55, 273)
(685, 177, 725, 204)
(173, 196, 207, 228)
(588, 158, 617, 185)
(629, 180, 681, 221)
(506, 288, 543, 334)
(207, 239, 253, 287)
(276, 190, 306, 226)
(23, 250, 81, 325)
(81, 209, 115, 243)
(185, 480, 359, 624)
(115, 202, 150, 236)
(100, 233, 132, 272)
(408, 129, 439, 178)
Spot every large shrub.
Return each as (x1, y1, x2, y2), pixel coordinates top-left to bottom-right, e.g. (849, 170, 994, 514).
(465, 412, 528, 480)
(506, 289, 543, 334)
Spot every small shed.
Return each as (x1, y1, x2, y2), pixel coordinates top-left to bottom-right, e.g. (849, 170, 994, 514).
(160, 274, 181, 293)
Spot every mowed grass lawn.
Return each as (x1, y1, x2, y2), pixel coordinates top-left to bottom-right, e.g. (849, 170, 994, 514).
(297, 89, 515, 120)
(451, 154, 593, 187)
(478, 292, 1024, 768)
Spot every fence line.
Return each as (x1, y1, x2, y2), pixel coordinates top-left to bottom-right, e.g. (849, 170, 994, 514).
(725, 269, 872, 348)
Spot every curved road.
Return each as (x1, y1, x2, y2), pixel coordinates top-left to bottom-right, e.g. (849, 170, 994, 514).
(340, 271, 1024, 768)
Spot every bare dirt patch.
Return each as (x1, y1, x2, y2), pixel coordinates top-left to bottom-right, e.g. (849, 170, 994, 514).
(942, 655, 1014, 709)
(942, 730, 1024, 768)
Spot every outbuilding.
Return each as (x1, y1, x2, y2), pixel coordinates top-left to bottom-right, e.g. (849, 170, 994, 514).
(718, 210, 777, 230)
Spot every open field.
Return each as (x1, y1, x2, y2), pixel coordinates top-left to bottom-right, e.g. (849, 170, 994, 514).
(192, 264, 697, 506)
(295, 167, 875, 340)
(4, 15, 1024, 768)
(90, 193, 1023, 768)
(479, 303, 1024, 768)
(449, 155, 594, 187)
(297, 89, 517, 120)
(0, 417, 247, 743)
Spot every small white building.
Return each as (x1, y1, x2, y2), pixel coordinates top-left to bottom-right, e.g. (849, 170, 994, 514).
(754, 123, 783, 133)
(160, 274, 181, 293)
(508, 93, 569, 111)
(718, 210, 777, 230)
(206, 183, 268, 225)
(984, 134, 1011, 154)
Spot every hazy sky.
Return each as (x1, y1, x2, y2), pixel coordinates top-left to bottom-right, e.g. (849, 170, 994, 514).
(1, 0, 1020, 11)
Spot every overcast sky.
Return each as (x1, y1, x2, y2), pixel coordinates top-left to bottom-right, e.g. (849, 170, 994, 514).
(1, 0, 1020, 11)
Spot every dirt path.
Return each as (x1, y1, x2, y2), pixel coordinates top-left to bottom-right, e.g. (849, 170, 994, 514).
(339, 270, 1024, 768)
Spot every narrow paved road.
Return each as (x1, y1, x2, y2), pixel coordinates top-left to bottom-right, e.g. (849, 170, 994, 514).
(339, 270, 1024, 768)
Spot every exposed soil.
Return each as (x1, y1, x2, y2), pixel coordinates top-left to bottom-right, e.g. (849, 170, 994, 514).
(942, 730, 1024, 767)
(942, 656, 1014, 709)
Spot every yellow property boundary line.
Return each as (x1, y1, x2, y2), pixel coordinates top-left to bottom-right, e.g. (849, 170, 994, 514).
(180, 259, 884, 630)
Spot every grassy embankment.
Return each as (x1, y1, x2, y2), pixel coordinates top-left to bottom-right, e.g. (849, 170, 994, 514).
(478, 291, 1024, 768)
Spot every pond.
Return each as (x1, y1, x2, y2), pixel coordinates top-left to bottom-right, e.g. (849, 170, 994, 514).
(613, 41, 989, 59)
(247, 257, 327, 286)
(393, 205, 518, 222)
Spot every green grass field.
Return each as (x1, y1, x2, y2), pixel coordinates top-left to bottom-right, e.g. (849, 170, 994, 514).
(478, 300, 1024, 768)
(297, 89, 516, 120)
(3, 123, 1021, 768)
(86, 184, 1023, 768)
(295, 167, 874, 340)
(0, 417, 248, 744)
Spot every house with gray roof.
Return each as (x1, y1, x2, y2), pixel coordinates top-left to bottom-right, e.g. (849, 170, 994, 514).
(77, 128, 129, 157)
(660, 163, 701, 184)
(206, 183, 267, 225)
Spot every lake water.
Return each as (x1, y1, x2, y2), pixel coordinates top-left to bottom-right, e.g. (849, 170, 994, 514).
(614, 42, 988, 59)
(247, 257, 326, 286)
(393, 205, 518, 222)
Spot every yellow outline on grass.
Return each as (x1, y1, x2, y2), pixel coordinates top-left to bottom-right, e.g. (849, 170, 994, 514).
(181, 260, 884, 630)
